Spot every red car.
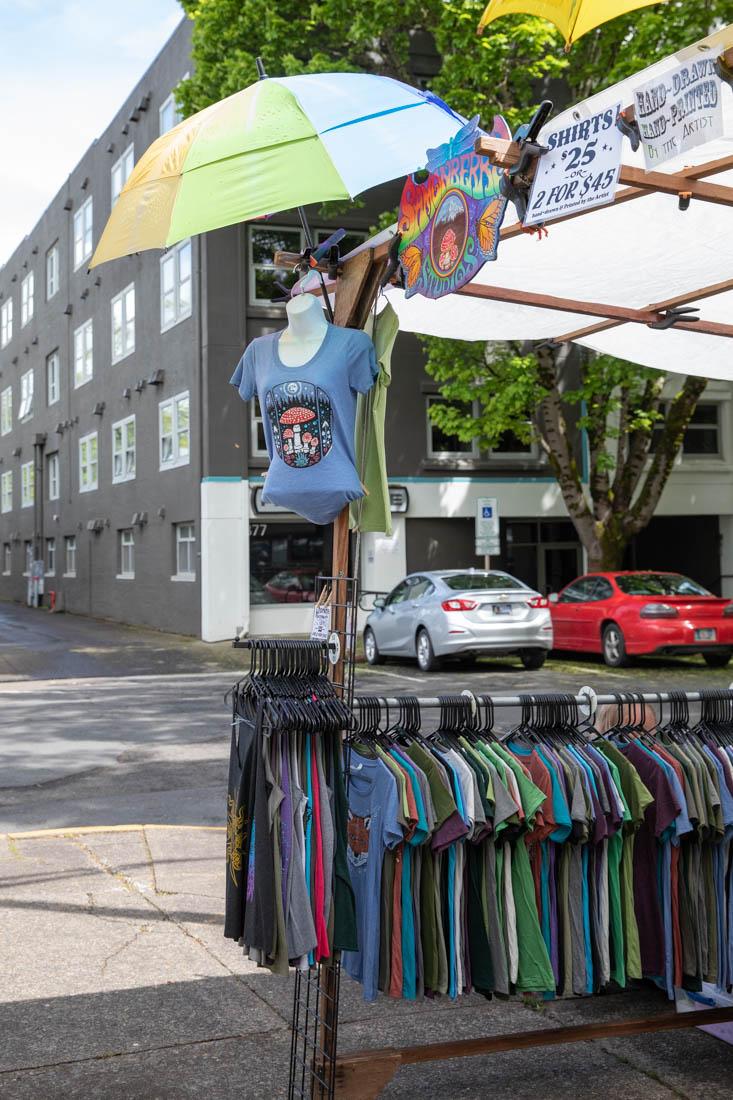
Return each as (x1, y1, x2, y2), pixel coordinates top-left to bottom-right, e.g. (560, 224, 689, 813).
(550, 571, 733, 667)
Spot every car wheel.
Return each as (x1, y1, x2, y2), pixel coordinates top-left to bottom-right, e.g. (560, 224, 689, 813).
(703, 650, 732, 668)
(520, 650, 546, 671)
(363, 627, 382, 666)
(416, 628, 440, 672)
(602, 623, 629, 667)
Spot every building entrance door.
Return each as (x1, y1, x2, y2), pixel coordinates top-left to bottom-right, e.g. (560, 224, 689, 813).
(539, 544, 582, 595)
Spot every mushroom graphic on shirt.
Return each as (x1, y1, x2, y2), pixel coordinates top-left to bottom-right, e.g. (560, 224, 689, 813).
(282, 427, 294, 456)
(279, 405, 317, 465)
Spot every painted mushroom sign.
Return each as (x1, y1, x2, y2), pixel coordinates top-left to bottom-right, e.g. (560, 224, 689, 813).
(265, 380, 333, 468)
(398, 115, 511, 299)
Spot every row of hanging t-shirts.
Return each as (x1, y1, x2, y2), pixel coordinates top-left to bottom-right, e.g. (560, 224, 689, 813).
(342, 693, 733, 1004)
(224, 650, 358, 972)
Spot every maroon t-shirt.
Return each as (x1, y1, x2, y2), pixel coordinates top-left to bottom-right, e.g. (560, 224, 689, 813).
(621, 742, 681, 977)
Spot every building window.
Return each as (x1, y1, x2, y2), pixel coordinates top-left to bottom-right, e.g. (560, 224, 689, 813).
(1, 297, 13, 347)
(111, 283, 135, 362)
(159, 90, 182, 135)
(119, 529, 135, 578)
(46, 537, 56, 576)
(653, 401, 722, 458)
(73, 196, 93, 269)
(426, 395, 478, 459)
(111, 143, 134, 205)
(64, 536, 77, 577)
(160, 239, 192, 331)
(249, 523, 329, 605)
(21, 271, 34, 327)
(74, 319, 93, 387)
(159, 391, 190, 469)
(0, 386, 11, 435)
(249, 226, 302, 307)
(681, 403, 721, 456)
(24, 541, 32, 575)
(2, 543, 10, 575)
(18, 369, 34, 421)
(1, 470, 12, 513)
(47, 350, 60, 406)
(489, 430, 536, 460)
(175, 523, 196, 579)
(21, 460, 34, 508)
(47, 452, 60, 501)
(79, 431, 98, 493)
(250, 397, 268, 458)
(46, 242, 60, 300)
(112, 415, 136, 483)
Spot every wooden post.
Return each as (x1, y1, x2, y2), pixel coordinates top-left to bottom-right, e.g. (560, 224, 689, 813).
(317, 246, 386, 1095)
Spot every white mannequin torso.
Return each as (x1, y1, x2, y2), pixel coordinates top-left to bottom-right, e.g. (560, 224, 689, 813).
(278, 295, 329, 367)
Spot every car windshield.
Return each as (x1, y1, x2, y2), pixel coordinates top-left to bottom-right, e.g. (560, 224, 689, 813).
(441, 572, 526, 591)
(614, 573, 711, 596)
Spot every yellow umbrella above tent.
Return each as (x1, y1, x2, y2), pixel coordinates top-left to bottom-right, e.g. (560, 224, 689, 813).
(477, 0, 667, 47)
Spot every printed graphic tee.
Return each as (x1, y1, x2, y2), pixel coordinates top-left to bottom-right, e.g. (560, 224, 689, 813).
(230, 325, 378, 525)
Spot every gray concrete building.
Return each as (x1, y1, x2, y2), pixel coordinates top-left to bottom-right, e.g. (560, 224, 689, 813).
(1, 18, 732, 641)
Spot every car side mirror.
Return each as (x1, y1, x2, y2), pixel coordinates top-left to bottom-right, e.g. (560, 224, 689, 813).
(373, 596, 386, 610)
(548, 592, 559, 604)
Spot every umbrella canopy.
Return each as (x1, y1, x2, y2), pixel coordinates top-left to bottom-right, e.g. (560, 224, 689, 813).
(91, 73, 465, 268)
(477, 0, 667, 47)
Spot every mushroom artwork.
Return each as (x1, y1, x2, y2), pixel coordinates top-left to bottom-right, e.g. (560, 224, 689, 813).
(279, 405, 317, 466)
(282, 427, 294, 455)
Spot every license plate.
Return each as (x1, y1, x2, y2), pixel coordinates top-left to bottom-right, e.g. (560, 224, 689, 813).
(695, 628, 716, 641)
(493, 604, 512, 616)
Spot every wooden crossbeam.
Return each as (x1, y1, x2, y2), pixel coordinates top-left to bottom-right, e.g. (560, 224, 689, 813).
(454, 280, 733, 338)
(555, 276, 733, 344)
(475, 136, 733, 209)
(334, 1005, 733, 1099)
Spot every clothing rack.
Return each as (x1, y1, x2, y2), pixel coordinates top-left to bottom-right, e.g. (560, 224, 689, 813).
(229, 647, 733, 1098)
(334, 684, 733, 1098)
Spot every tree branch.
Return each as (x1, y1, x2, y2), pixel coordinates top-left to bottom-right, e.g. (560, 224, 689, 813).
(629, 375, 708, 532)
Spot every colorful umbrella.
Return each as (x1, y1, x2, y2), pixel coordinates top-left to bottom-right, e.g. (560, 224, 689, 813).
(91, 73, 465, 267)
(477, 0, 667, 47)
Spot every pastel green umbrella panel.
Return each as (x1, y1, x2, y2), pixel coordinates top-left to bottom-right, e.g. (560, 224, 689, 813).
(92, 73, 465, 267)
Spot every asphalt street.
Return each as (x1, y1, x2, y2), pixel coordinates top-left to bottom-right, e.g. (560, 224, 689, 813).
(1, 600, 733, 833)
(2, 601, 733, 1099)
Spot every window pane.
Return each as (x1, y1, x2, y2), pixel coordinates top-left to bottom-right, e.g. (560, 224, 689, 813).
(684, 429, 719, 455)
(250, 228, 300, 265)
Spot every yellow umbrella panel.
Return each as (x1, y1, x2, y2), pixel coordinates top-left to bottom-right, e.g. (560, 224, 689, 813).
(477, 0, 667, 47)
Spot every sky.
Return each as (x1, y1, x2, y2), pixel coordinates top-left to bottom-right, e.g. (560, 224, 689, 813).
(0, 0, 184, 265)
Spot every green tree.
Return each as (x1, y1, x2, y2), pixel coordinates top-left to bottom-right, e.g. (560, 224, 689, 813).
(176, 0, 724, 568)
(425, 340, 706, 569)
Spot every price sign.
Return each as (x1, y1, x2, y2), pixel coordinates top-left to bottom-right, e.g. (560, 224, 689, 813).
(310, 604, 331, 642)
(525, 103, 623, 226)
(634, 58, 723, 168)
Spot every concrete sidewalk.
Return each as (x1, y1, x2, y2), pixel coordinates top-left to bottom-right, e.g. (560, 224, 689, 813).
(2, 825, 732, 1099)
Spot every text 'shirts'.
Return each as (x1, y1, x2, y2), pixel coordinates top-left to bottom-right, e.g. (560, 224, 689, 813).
(525, 103, 623, 227)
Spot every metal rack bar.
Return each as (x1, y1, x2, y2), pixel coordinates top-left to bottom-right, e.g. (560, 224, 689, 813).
(352, 690, 733, 708)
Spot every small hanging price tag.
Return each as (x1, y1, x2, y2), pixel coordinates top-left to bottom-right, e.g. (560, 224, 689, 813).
(311, 603, 332, 641)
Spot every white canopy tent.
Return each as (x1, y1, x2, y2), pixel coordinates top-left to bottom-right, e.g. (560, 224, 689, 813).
(376, 23, 733, 379)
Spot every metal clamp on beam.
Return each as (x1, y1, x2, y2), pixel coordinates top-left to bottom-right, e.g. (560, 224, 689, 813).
(380, 232, 403, 289)
(715, 52, 733, 91)
(616, 108, 641, 152)
(648, 306, 700, 330)
(500, 100, 552, 224)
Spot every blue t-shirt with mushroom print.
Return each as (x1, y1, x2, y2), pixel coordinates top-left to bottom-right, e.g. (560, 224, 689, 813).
(230, 324, 377, 525)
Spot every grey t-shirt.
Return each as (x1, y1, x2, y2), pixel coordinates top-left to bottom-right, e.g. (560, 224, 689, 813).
(230, 324, 378, 525)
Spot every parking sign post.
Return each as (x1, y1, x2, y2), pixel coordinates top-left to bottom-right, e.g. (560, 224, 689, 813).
(475, 498, 500, 567)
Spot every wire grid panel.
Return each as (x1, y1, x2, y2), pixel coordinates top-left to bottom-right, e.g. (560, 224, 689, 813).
(288, 960, 343, 1099)
(287, 574, 357, 1099)
(315, 572, 359, 707)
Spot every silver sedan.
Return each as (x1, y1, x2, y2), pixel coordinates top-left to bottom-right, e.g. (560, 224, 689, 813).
(363, 569, 553, 672)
